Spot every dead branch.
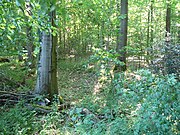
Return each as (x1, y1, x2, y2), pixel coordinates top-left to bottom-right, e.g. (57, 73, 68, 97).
(0, 90, 72, 114)
(0, 99, 19, 105)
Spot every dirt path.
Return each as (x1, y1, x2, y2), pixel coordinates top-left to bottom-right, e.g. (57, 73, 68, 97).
(58, 60, 98, 105)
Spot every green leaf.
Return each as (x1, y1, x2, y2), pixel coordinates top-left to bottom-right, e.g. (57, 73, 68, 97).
(50, 5, 56, 12)
(15, 0, 24, 7)
(15, 0, 21, 7)
(0, 26, 5, 30)
(10, 25, 16, 29)
(7, 35, 12, 41)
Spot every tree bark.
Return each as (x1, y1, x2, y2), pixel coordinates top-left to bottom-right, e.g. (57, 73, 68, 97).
(150, 0, 154, 44)
(165, 0, 171, 74)
(115, 0, 128, 71)
(26, 0, 35, 68)
(165, 0, 171, 42)
(35, 10, 58, 101)
(50, 10, 58, 100)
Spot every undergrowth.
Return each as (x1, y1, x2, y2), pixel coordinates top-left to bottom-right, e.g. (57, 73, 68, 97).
(0, 61, 36, 91)
(0, 58, 179, 135)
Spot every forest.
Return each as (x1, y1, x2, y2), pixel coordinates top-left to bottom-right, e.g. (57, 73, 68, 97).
(0, 0, 179, 134)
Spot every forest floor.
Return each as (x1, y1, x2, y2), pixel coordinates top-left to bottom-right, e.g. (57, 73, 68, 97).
(0, 58, 109, 134)
(0, 58, 179, 135)
(58, 59, 98, 105)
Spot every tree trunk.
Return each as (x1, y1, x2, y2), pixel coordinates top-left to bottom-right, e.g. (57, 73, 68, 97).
(165, 0, 171, 42)
(26, 0, 35, 68)
(146, 3, 150, 64)
(50, 10, 58, 100)
(35, 10, 58, 101)
(165, 0, 171, 74)
(115, 0, 128, 71)
(150, 0, 154, 44)
(148, 0, 154, 64)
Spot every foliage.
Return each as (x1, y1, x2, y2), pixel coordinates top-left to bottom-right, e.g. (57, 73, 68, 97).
(0, 102, 65, 135)
(64, 69, 179, 135)
(86, 47, 123, 80)
(0, 61, 35, 91)
(0, 103, 39, 135)
(163, 44, 180, 77)
(0, 0, 57, 59)
(0, 0, 180, 134)
(0, 59, 179, 134)
(151, 42, 180, 80)
(114, 69, 179, 134)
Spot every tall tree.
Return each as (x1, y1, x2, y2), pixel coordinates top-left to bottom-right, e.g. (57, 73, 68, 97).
(150, 0, 154, 44)
(35, 5, 58, 101)
(25, 0, 35, 68)
(147, 0, 154, 64)
(165, 0, 171, 42)
(164, 0, 172, 74)
(115, 0, 128, 71)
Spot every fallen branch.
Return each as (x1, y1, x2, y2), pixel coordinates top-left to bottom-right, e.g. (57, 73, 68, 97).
(0, 91, 35, 97)
(0, 99, 19, 105)
(0, 90, 71, 114)
(0, 91, 37, 107)
(0, 94, 18, 99)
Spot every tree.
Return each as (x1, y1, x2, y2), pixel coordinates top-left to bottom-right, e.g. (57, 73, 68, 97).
(147, 0, 154, 64)
(35, 5, 58, 101)
(164, 0, 173, 74)
(25, 0, 35, 68)
(115, 0, 128, 71)
(165, 0, 171, 42)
